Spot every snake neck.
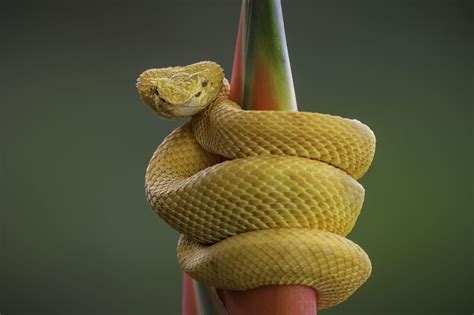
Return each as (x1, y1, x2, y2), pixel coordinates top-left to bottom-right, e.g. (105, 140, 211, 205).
(213, 78, 231, 104)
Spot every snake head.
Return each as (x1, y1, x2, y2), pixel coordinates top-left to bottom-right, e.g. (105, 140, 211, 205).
(136, 61, 224, 119)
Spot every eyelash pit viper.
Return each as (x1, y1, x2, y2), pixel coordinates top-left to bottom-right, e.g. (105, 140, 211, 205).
(136, 61, 376, 310)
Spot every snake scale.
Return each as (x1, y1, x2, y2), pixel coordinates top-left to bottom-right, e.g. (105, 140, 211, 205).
(136, 61, 376, 309)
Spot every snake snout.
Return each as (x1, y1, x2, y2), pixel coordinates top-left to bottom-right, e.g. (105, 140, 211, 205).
(136, 69, 159, 112)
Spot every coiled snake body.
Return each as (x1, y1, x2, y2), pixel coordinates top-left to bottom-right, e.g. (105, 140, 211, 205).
(137, 61, 376, 309)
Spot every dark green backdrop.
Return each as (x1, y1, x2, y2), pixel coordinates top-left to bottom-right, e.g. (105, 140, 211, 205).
(1, 0, 471, 314)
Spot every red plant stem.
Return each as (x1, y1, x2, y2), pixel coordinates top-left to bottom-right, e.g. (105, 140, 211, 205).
(182, 274, 198, 315)
(218, 0, 318, 314)
(219, 286, 316, 315)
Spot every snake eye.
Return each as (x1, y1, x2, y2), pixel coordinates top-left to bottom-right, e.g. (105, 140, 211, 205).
(201, 79, 208, 87)
(194, 91, 202, 97)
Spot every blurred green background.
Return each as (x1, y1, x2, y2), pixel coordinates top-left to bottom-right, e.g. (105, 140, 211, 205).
(1, 0, 471, 314)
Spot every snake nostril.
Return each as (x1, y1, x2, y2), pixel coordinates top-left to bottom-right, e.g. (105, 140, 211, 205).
(194, 91, 202, 97)
(151, 86, 160, 96)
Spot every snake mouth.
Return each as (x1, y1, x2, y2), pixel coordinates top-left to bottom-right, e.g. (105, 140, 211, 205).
(157, 102, 179, 120)
(176, 98, 207, 116)
(154, 98, 206, 119)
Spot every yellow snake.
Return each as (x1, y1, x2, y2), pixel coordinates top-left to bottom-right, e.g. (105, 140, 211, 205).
(136, 61, 376, 309)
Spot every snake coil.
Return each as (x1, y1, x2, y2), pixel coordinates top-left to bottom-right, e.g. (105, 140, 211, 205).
(137, 61, 376, 309)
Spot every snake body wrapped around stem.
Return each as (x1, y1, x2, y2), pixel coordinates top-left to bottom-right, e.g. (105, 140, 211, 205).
(137, 61, 376, 309)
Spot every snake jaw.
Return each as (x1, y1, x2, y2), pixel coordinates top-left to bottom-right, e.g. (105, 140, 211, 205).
(154, 95, 207, 119)
(174, 98, 208, 117)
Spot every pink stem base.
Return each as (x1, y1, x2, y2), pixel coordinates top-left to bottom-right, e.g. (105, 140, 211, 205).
(218, 286, 317, 315)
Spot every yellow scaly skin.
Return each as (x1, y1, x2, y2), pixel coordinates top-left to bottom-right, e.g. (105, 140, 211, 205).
(137, 61, 376, 309)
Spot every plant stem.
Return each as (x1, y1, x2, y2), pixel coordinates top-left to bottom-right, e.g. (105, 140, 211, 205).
(221, 0, 317, 314)
(182, 1, 317, 314)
